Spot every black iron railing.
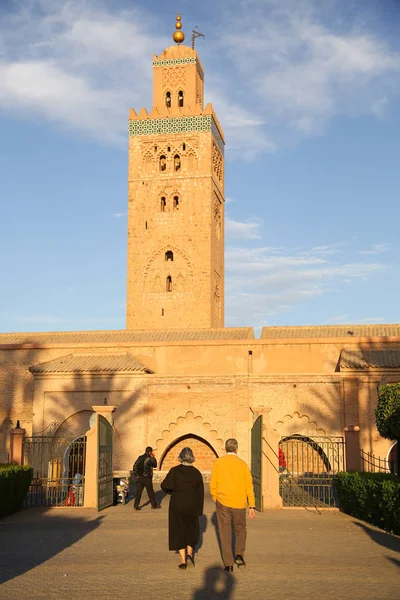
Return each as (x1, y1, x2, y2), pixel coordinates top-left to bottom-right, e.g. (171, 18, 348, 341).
(23, 436, 86, 507)
(360, 450, 394, 473)
(279, 436, 346, 508)
(24, 476, 85, 507)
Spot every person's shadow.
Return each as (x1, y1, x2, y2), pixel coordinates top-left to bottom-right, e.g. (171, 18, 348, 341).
(211, 511, 222, 558)
(352, 520, 400, 568)
(137, 488, 166, 508)
(0, 511, 103, 585)
(192, 565, 235, 599)
(195, 514, 208, 552)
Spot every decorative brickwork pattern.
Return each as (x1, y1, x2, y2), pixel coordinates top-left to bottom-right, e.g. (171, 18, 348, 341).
(214, 195, 222, 240)
(153, 57, 204, 78)
(196, 69, 203, 106)
(212, 141, 223, 186)
(162, 66, 186, 89)
(129, 116, 224, 157)
(127, 44, 225, 329)
(129, 115, 211, 136)
(153, 57, 197, 67)
(213, 272, 222, 319)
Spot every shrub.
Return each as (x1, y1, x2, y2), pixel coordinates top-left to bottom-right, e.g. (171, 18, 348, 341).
(376, 383, 400, 474)
(334, 472, 400, 535)
(376, 383, 400, 440)
(0, 464, 33, 518)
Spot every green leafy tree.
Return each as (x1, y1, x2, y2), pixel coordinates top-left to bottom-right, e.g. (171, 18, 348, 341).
(376, 383, 400, 475)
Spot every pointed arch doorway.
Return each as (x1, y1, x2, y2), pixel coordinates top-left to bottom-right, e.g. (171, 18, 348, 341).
(160, 434, 219, 471)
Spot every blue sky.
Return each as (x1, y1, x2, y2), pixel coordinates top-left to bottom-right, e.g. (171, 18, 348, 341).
(0, 0, 399, 333)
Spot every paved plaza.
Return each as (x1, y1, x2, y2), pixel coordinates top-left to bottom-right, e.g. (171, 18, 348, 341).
(0, 488, 399, 600)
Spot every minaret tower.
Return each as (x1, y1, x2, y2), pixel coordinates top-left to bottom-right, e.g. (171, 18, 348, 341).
(126, 14, 225, 330)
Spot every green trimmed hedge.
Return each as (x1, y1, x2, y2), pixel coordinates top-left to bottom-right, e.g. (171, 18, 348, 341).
(334, 472, 400, 535)
(0, 464, 33, 518)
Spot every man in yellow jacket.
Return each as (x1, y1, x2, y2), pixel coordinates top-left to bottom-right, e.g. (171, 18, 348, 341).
(210, 438, 256, 571)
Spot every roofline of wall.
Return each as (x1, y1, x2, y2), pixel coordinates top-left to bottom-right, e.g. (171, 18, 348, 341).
(20, 372, 396, 382)
(1, 335, 400, 351)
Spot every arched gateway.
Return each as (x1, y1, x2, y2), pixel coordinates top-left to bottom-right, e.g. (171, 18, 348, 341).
(153, 411, 225, 471)
(161, 433, 219, 471)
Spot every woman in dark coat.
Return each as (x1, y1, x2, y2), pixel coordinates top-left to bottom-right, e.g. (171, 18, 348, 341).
(161, 447, 204, 570)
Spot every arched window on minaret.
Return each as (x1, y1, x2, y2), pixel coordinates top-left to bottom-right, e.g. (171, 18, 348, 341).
(159, 155, 167, 171)
(166, 276, 172, 292)
(160, 196, 166, 211)
(174, 154, 181, 172)
(173, 195, 179, 210)
(165, 251, 174, 262)
(178, 90, 184, 107)
(165, 92, 171, 108)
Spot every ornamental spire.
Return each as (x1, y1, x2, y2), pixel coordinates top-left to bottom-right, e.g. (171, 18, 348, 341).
(173, 12, 185, 45)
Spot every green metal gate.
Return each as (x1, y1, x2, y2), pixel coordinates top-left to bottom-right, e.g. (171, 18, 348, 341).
(97, 415, 113, 511)
(279, 435, 345, 507)
(251, 415, 263, 511)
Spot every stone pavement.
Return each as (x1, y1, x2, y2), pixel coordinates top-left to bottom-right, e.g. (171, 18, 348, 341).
(0, 488, 399, 600)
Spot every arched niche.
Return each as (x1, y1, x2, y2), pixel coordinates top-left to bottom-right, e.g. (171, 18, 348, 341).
(153, 411, 225, 467)
(160, 433, 218, 471)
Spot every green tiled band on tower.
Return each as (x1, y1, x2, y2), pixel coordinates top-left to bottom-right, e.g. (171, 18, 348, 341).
(128, 115, 224, 155)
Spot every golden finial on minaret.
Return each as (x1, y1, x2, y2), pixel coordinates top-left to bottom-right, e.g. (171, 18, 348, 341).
(173, 12, 185, 44)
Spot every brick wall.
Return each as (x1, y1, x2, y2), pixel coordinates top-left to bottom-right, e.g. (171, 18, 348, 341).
(161, 436, 218, 471)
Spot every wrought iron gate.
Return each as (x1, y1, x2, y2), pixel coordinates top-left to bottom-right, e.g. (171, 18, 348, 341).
(23, 436, 86, 507)
(97, 415, 113, 511)
(279, 435, 345, 507)
(251, 415, 263, 511)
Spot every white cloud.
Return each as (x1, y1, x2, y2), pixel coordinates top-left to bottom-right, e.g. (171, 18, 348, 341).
(220, 0, 400, 140)
(0, 1, 396, 158)
(225, 218, 263, 240)
(359, 243, 390, 255)
(207, 88, 275, 159)
(0, 1, 164, 144)
(225, 242, 389, 326)
(112, 212, 127, 218)
(0, 0, 272, 157)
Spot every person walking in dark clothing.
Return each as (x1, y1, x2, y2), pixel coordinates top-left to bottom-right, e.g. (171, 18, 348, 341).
(133, 446, 161, 510)
(161, 447, 204, 570)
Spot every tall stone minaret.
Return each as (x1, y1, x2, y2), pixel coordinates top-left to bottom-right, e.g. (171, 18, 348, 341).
(126, 13, 225, 330)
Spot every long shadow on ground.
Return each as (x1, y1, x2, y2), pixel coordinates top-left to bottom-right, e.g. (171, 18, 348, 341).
(192, 565, 236, 599)
(0, 509, 102, 585)
(353, 521, 400, 553)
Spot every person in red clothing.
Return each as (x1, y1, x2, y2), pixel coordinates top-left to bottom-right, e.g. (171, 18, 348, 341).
(279, 447, 287, 473)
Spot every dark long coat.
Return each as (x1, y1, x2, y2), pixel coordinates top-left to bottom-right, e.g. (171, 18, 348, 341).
(161, 465, 204, 551)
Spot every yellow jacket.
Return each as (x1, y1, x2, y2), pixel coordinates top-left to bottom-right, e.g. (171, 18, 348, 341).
(210, 454, 255, 509)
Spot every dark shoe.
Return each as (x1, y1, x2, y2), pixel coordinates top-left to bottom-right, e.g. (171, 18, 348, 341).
(235, 554, 246, 568)
(187, 554, 195, 568)
(134, 507, 141, 511)
(151, 505, 162, 509)
(178, 563, 187, 570)
(224, 566, 233, 572)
